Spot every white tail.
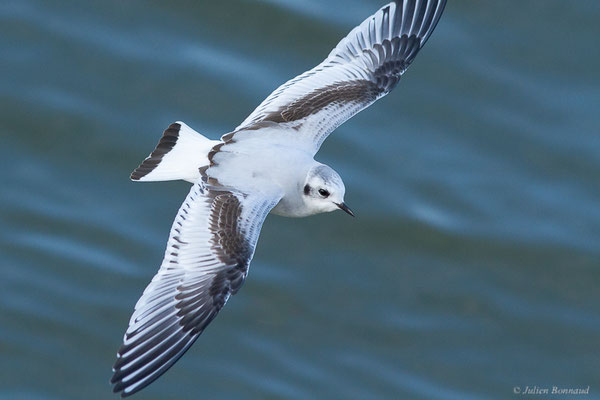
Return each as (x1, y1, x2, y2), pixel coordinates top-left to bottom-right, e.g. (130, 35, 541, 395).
(131, 122, 218, 183)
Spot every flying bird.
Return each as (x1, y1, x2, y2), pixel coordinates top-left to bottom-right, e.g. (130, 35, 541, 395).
(111, 0, 447, 396)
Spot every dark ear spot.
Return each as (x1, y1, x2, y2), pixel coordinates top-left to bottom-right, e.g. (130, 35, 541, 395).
(303, 184, 310, 195)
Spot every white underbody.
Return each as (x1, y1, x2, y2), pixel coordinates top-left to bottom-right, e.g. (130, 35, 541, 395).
(205, 127, 320, 217)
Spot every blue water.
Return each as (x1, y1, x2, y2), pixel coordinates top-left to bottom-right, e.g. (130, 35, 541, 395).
(2, 1, 600, 399)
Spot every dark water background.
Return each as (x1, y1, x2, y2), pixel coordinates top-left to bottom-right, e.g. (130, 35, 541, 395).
(2, 1, 600, 399)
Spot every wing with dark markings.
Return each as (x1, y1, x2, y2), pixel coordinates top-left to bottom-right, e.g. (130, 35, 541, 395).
(233, 0, 447, 154)
(111, 182, 282, 397)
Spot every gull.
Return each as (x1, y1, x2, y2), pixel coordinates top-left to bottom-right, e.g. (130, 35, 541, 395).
(111, 0, 447, 396)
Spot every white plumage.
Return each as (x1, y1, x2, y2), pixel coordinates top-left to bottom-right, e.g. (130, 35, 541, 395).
(112, 1, 447, 396)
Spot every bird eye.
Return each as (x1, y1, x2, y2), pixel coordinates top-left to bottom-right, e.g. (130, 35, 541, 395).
(318, 189, 330, 197)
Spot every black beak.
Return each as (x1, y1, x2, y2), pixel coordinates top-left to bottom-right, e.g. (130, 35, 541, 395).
(336, 202, 355, 217)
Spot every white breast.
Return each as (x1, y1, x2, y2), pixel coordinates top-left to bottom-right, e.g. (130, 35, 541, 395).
(205, 128, 316, 217)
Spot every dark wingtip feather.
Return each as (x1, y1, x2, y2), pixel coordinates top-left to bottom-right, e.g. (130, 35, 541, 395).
(416, 0, 448, 48)
(110, 333, 198, 398)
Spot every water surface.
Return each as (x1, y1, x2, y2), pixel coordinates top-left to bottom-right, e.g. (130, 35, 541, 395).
(2, 1, 600, 399)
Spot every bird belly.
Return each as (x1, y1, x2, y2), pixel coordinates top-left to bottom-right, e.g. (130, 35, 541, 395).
(206, 139, 314, 215)
(271, 196, 311, 218)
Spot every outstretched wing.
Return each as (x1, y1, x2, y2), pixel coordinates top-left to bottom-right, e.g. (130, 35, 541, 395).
(233, 0, 446, 154)
(111, 182, 282, 397)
